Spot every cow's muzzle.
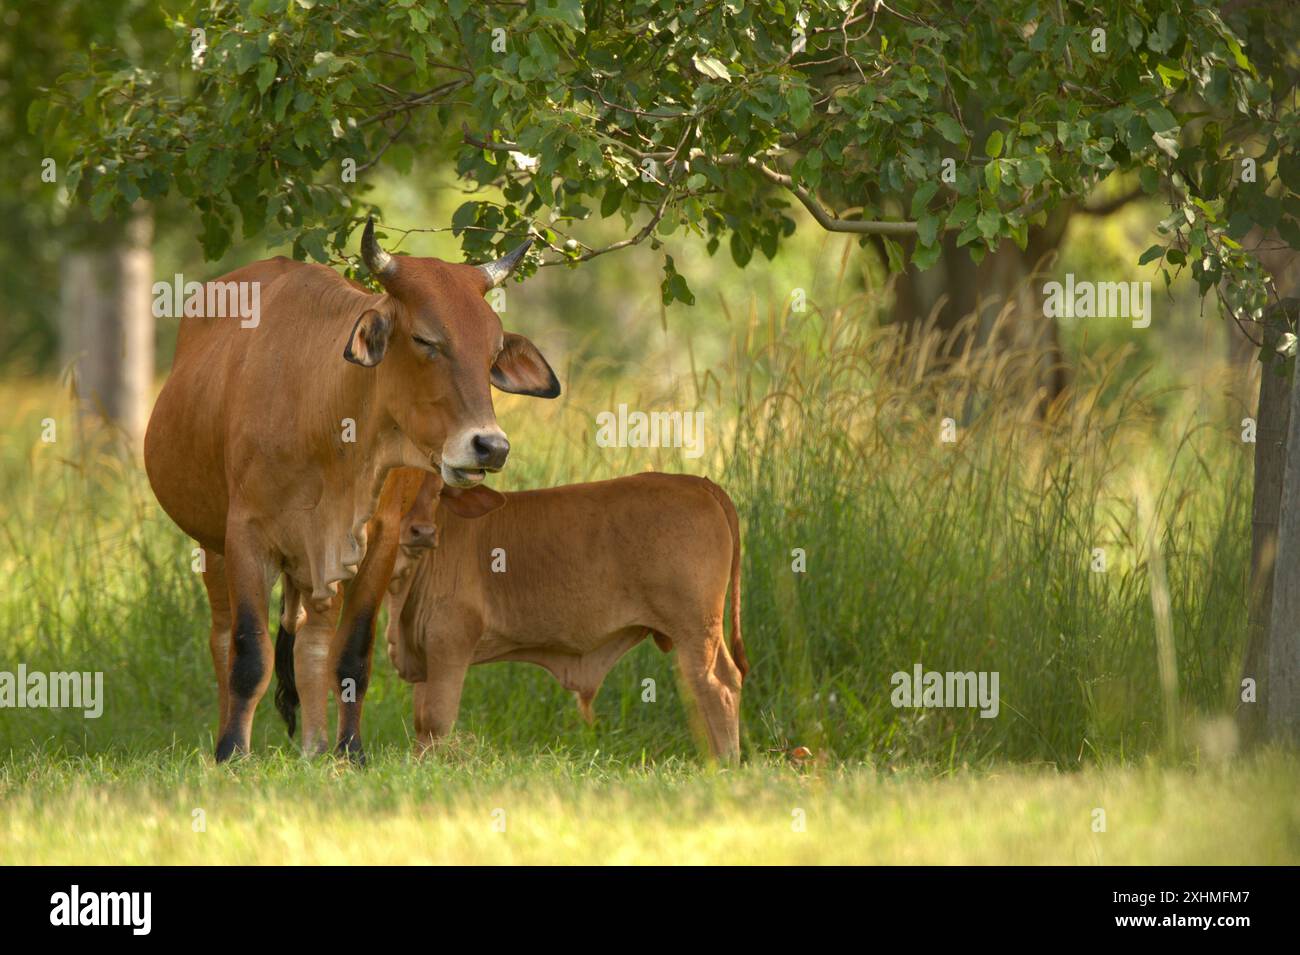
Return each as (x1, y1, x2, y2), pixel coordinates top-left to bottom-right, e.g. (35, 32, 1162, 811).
(440, 428, 510, 486)
(440, 463, 488, 487)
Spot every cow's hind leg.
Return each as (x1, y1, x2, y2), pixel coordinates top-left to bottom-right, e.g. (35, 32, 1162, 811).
(673, 622, 743, 762)
(214, 522, 275, 762)
(201, 553, 233, 739)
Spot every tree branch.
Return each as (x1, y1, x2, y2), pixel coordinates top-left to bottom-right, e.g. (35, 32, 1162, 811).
(1077, 186, 1145, 216)
(462, 131, 1061, 244)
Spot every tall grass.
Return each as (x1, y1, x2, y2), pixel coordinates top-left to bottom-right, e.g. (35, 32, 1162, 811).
(0, 290, 1251, 769)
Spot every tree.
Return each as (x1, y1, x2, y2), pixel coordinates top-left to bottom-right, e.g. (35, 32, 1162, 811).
(6, 0, 171, 444)
(44, 0, 1300, 732)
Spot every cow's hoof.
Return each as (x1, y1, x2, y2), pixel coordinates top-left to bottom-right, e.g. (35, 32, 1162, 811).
(335, 736, 367, 766)
(214, 735, 247, 763)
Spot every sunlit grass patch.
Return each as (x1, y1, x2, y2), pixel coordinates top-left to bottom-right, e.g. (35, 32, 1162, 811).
(1, 747, 1295, 865)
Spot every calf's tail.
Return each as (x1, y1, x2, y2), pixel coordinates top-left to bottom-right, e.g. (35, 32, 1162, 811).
(273, 581, 300, 737)
(703, 479, 749, 682)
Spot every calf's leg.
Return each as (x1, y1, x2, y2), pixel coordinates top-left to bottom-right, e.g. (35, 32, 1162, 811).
(330, 500, 405, 764)
(412, 640, 474, 753)
(674, 623, 743, 762)
(331, 605, 377, 763)
(294, 593, 339, 756)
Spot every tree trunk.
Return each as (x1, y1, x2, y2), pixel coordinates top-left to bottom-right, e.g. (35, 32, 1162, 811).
(1264, 300, 1300, 740)
(882, 207, 1073, 416)
(59, 205, 154, 448)
(1241, 304, 1295, 742)
(1226, 227, 1300, 415)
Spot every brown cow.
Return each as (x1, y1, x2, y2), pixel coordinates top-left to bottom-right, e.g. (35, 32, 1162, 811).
(384, 471, 749, 760)
(144, 220, 560, 761)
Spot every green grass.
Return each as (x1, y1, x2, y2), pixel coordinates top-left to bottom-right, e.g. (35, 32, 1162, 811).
(2, 746, 1296, 864)
(0, 294, 1286, 864)
(0, 304, 1254, 766)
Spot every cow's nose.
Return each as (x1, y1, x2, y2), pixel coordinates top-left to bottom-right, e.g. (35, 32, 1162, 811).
(403, 523, 438, 551)
(471, 432, 510, 470)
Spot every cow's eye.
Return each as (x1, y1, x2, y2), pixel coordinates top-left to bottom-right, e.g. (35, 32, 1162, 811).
(412, 335, 442, 356)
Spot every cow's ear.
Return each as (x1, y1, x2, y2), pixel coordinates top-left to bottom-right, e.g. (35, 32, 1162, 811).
(492, 333, 561, 398)
(344, 308, 393, 367)
(441, 485, 506, 518)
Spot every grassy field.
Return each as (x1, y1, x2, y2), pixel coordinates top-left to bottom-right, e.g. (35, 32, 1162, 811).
(3, 747, 1296, 865)
(0, 291, 1293, 864)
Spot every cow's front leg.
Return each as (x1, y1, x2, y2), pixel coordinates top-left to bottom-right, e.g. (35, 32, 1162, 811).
(293, 593, 340, 756)
(215, 521, 275, 762)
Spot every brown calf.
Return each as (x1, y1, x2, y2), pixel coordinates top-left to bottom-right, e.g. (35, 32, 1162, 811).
(385, 472, 749, 760)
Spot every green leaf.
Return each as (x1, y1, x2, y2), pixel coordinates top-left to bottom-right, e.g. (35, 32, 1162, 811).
(916, 212, 939, 249)
(1147, 12, 1179, 54)
(977, 208, 1000, 239)
(600, 184, 624, 218)
(256, 58, 277, 95)
(729, 231, 752, 267)
(1145, 106, 1178, 134)
(788, 86, 812, 127)
(533, 0, 585, 32)
(881, 236, 905, 273)
(1151, 131, 1179, 160)
(910, 181, 939, 218)
(1226, 211, 1254, 240)
(912, 240, 941, 271)
(234, 42, 263, 75)
(661, 254, 695, 305)
(1138, 244, 1165, 265)
(984, 130, 1004, 158)
(934, 114, 965, 145)
(692, 54, 731, 82)
(950, 196, 978, 225)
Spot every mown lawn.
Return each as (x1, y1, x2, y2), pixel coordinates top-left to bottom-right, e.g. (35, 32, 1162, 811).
(2, 747, 1296, 865)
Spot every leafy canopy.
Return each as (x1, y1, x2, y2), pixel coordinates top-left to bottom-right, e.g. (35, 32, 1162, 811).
(40, 0, 1298, 318)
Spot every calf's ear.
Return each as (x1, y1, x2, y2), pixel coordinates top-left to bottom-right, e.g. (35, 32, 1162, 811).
(441, 485, 506, 518)
(492, 333, 561, 398)
(344, 308, 393, 367)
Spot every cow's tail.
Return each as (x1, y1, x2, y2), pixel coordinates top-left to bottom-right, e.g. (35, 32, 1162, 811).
(703, 479, 749, 682)
(273, 579, 300, 737)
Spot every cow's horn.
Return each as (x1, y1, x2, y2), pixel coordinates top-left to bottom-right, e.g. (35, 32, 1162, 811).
(478, 237, 534, 290)
(361, 216, 396, 279)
